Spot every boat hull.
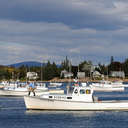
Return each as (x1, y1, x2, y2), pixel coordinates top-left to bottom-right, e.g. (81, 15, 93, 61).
(0, 90, 49, 97)
(91, 86, 124, 92)
(0, 89, 64, 97)
(24, 96, 128, 111)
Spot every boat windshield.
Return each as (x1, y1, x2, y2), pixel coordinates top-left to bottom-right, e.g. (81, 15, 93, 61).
(67, 86, 74, 94)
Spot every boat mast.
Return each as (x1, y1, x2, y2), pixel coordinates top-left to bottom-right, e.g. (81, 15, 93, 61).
(67, 60, 72, 94)
(41, 62, 43, 82)
(78, 62, 80, 85)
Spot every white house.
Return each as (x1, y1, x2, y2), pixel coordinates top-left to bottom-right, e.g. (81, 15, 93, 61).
(77, 72, 85, 78)
(60, 70, 73, 78)
(27, 72, 38, 80)
(92, 71, 101, 78)
(110, 71, 125, 78)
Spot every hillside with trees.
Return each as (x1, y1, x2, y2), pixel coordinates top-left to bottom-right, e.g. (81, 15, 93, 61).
(0, 56, 128, 81)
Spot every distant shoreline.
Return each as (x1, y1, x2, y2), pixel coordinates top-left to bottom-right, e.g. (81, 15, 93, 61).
(1, 77, 128, 83)
(47, 77, 128, 82)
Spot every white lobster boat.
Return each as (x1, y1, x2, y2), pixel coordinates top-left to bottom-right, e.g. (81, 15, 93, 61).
(24, 85, 128, 111)
(0, 87, 49, 96)
(0, 83, 64, 96)
(48, 82, 62, 87)
(89, 80, 125, 92)
(0, 82, 49, 96)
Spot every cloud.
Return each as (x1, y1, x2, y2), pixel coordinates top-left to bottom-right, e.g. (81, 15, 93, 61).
(0, 0, 128, 30)
(0, 0, 128, 65)
(0, 19, 128, 65)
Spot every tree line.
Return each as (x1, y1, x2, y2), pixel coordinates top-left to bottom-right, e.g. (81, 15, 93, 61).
(0, 56, 128, 81)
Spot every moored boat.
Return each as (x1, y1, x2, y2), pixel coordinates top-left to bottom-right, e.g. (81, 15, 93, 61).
(24, 84, 128, 111)
(0, 88, 49, 96)
(88, 80, 125, 92)
(0, 82, 64, 96)
(0, 81, 48, 96)
(48, 82, 62, 87)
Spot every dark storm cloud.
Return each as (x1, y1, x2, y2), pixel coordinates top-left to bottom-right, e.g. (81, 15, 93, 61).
(0, 0, 128, 30)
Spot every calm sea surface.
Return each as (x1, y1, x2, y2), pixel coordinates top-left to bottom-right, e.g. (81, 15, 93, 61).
(1, 83, 128, 128)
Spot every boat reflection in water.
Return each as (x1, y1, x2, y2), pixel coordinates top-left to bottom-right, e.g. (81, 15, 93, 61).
(25, 109, 96, 117)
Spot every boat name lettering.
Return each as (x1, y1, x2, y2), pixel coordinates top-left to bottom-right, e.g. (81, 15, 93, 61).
(54, 96, 66, 99)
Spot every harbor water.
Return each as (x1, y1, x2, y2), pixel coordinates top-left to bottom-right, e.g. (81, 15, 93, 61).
(1, 83, 128, 128)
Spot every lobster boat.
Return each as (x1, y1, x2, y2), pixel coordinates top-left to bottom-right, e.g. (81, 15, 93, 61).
(24, 84, 128, 111)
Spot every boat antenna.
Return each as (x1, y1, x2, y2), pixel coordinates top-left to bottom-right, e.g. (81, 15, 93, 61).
(78, 62, 80, 86)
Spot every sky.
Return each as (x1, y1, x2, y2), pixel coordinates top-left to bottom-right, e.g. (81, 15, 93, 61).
(0, 0, 128, 65)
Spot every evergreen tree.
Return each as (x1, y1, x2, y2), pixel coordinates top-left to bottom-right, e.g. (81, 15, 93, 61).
(61, 56, 70, 71)
(79, 60, 92, 76)
(110, 56, 114, 64)
(122, 59, 128, 77)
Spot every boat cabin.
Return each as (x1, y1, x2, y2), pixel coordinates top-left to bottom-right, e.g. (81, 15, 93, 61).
(41, 86, 94, 102)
